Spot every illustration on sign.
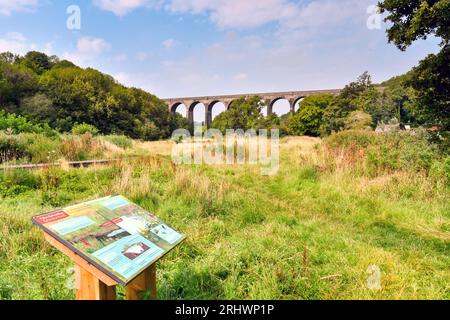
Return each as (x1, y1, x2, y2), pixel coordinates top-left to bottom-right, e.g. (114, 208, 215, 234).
(32, 195, 185, 285)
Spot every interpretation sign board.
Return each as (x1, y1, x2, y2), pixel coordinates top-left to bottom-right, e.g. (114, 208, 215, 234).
(33, 195, 185, 285)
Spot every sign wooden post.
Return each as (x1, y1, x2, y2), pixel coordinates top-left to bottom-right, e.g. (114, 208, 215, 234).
(44, 231, 158, 300)
(34, 195, 185, 301)
(125, 264, 157, 300)
(74, 264, 117, 300)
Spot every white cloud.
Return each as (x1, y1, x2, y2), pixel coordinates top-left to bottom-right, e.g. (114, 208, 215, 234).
(136, 52, 148, 61)
(92, 0, 372, 32)
(0, 0, 38, 15)
(282, 0, 367, 30)
(162, 38, 178, 49)
(64, 36, 110, 67)
(233, 73, 248, 81)
(114, 72, 130, 84)
(77, 36, 110, 55)
(160, 0, 369, 30)
(43, 42, 53, 55)
(0, 32, 29, 53)
(114, 53, 128, 62)
(93, 0, 163, 16)
(167, 0, 298, 29)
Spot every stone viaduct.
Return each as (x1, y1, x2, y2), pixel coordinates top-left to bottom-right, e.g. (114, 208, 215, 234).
(163, 89, 341, 128)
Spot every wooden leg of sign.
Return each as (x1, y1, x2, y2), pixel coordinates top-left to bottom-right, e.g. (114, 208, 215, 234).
(75, 264, 117, 300)
(125, 264, 157, 300)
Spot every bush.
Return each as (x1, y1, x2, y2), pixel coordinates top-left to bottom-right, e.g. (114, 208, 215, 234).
(21, 133, 60, 163)
(71, 123, 99, 136)
(0, 170, 40, 197)
(444, 157, 450, 185)
(344, 111, 372, 131)
(0, 110, 55, 136)
(325, 130, 378, 149)
(0, 133, 30, 163)
(59, 134, 105, 161)
(103, 135, 133, 149)
(325, 129, 443, 176)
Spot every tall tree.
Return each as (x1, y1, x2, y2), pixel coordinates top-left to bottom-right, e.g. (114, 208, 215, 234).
(378, 0, 449, 145)
(211, 96, 264, 132)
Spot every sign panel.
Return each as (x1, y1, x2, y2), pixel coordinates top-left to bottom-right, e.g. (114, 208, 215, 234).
(32, 195, 185, 285)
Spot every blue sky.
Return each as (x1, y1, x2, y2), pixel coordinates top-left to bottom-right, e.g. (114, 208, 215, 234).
(0, 0, 440, 119)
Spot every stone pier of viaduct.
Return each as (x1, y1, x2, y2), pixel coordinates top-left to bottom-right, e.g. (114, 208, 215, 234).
(163, 89, 341, 128)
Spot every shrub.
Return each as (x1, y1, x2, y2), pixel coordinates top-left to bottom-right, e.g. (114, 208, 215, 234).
(0, 170, 40, 197)
(59, 134, 105, 161)
(0, 110, 55, 136)
(71, 123, 99, 136)
(22, 134, 60, 163)
(0, 133, 30, 163)
(103, 135, 133, 149)
(344, 111, 372, 131)
(324, 129, 443, 176)
(325, 130, 379, 149)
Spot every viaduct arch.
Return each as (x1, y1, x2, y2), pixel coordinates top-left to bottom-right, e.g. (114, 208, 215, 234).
(164, 89, 341, 128)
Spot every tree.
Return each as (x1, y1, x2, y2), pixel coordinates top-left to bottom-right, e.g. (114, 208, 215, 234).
(0, 50, 183, 140)
(0, 62, 39, 108)
(20, 93, 53, 122)
(0, 52, 20, 64)
(355, 82, 418, 128)
(378, 0, 450, 145)
(289, 94, 333, 136)
(19, 51, 56, 75)
(378, 0, 449, 50)
(340, 71, 373, 101)
(407, 47, 449, 131)
(211, 96, 264, 132)
(320, 72, 374, 135)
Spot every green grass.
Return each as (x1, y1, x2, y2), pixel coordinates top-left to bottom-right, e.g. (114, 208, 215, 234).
(0, 135, 448, 300)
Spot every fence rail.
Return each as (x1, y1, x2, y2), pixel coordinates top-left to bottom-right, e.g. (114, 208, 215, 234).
(0, 159, 120, 170)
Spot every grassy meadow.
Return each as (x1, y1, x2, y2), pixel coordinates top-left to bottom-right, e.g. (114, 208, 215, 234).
(0, 131, 449, 300)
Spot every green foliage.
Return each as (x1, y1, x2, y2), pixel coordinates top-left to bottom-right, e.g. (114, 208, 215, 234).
(407, 46, 449, 146)
(445, 157, 450, 185)
(0, 60, 39, 107)
(211, 96, 264, 132)
(325, 130, 443, 175)
(103, 135, 133, 149)
(0, 138, 448, 299)
(320, 72, 374, 135)
(0, 51, 183, 141)
(325, 130, 379, 149)
(0, 170, 40, 197)
(378, 0, 449, 50)
(19, 51, 56, 75)
(378, 0, 449, 147)
(0, 110, 54, 135)
(344, 111, 372, 131)
(289, 94, 333, 136)
(71, 123, 99, 136)
(0, 133, 29, 163)
(19, 93, 53, 123)
(355, 83, 418, 128)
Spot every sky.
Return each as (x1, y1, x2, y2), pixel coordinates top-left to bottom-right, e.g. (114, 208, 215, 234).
(0, 0, 441, 120)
